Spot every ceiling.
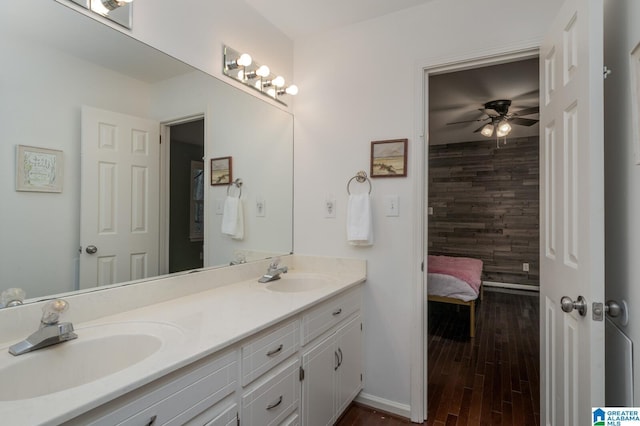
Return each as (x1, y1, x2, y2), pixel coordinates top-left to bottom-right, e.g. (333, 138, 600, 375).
(429, 58, 540, 145)
(244, 0, 436, 40)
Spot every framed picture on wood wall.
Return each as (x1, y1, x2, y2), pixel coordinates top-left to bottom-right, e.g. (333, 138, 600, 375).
(210, 156, 232, 185)
(370, 138, 407, 177)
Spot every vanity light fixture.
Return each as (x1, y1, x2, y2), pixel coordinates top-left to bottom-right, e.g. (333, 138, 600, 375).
(223, 45, 298, 106)
(90, 0, 132, 14)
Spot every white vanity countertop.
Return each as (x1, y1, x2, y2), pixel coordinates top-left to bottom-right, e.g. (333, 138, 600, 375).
(0, 256, 366, 425)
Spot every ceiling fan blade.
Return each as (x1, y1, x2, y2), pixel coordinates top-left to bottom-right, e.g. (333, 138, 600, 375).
(473, 123, 488, 133)
(446, 117, 489, 125)
(512, 106, 539, 116)
(510, 117, 539, 126)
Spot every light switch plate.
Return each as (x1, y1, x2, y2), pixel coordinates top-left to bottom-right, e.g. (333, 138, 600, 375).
(385, 195, 399, 217)
(215, 199, 224, 215)
(325, 198, 336, 218)
(256, 197, 266, 217)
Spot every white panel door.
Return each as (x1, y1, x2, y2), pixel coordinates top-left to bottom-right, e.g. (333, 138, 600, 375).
(301, 333, 336, 426)
(80, 106, 160, 288)
(539, 0, 605, 424)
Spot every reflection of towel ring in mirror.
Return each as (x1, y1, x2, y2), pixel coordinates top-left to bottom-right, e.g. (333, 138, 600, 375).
(227, 178, 243, 197)
(347, 171, 372, 195)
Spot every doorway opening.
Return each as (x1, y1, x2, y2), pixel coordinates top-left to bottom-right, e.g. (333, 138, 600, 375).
(164, 118, 205, 274)
(423, 54, 541, 423)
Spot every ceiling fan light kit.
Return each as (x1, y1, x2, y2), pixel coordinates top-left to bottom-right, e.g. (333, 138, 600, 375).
(445, 98, 539, 146)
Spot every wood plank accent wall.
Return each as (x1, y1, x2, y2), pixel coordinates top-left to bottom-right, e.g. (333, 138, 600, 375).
(428, 136, 539, 286)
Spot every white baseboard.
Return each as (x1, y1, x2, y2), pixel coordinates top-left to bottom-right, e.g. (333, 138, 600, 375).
(482, 280, 539, 292)
(354, 392, 411, 419)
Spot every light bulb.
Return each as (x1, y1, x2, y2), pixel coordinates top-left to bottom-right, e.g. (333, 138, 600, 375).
(273, 76, 285, 88)
(480, 124, 494, 137)
(267, 88, 276, 98)
(256, 65, 270, 77)
(237, 70, 245, 80)
(285, 85, 299, 96)
(237, 53, 252, 67)
(90, 0, 110, 14)
(496, 121, 511, 137)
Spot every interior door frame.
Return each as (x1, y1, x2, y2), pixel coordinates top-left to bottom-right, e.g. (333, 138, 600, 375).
(159, 114, 206, 276)
(411, 42, 541, 422)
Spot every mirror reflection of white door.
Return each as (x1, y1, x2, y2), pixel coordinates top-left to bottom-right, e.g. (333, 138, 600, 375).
(79, 106, 160, 288)
(539, 0, 605, 424)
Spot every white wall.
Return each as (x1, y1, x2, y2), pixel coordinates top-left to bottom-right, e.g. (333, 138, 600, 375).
(603, 0, 640, 404)
(292, 0, 560, 413)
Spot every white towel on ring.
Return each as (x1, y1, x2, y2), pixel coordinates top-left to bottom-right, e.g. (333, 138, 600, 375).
(221, 196, 244, 240)
(347, 193, 373, 246)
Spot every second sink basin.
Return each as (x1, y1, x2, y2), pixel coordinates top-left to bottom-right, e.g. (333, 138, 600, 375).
(265, 273, 335, 293)
(0, 321, 183, 401)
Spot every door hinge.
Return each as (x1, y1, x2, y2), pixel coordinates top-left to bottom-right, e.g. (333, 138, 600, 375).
(299, 366, 305, 381)
(421, 261, 424, 272)
(159, 135, 162, 144)
(604, 66, 612, 79)
(360, 322, 363, 331)
(360, 373, 363, 382)
(236, 411, 240, 426)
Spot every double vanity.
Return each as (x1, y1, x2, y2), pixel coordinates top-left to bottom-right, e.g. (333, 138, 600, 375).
(0, 255, 366, 425)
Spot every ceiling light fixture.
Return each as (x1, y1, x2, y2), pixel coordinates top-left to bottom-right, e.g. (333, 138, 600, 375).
(480, 123, 494, 137)
(496, 120, 512, 137)
(223, 46, 298, 106)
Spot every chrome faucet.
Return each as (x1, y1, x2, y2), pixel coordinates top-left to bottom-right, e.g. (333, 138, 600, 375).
(8, 299, 77, 356)
(258, 258, 288, 283)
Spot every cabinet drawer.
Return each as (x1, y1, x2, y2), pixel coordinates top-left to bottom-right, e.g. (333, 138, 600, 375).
(66, 350, 237, 426)
(241, 319, 299, 386)
(203, 402, 238, 426)
(280, 411, 299, 426)
(241, 358, 300, 426)
(301, 287, 361, 346)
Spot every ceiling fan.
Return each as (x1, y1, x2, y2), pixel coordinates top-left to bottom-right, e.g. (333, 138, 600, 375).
(447, 99, 539, 138)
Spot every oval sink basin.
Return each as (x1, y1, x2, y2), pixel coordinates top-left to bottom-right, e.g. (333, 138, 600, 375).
(266, 274, 334, 293)
(0, 321, 182, 401)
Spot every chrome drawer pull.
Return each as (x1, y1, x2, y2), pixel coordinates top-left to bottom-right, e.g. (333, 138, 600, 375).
(266, 344, 283, 357)
(332, 308, 342, 316)
(266, 395, 283, 410)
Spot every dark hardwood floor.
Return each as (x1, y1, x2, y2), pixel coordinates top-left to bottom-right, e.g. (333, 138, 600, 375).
(337, 288, 540, 426)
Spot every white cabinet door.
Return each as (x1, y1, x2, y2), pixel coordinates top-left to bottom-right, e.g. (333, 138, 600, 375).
(301, 333, 336, 426)
(335, 316, 363, 417)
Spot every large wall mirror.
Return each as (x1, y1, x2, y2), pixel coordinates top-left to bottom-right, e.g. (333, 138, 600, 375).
(0, 2, 293, 304)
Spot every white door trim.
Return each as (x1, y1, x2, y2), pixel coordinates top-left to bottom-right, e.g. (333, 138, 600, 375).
(410, 40, 541, 422)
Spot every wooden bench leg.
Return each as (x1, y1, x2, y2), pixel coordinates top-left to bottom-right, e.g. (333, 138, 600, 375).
(470, 300, 476, 338)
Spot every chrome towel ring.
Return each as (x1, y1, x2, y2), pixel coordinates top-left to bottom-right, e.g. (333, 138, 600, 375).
(227, 178, 243, 197)
(346, 171, 372, 195)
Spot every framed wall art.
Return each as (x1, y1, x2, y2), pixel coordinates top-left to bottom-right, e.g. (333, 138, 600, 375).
(210, 156, 232, 185)
(370, 138, 408, 178)
(16, 145, 64, 193)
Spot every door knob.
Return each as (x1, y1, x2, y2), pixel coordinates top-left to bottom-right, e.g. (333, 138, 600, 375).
(560, 295, 587, 316)
(85, 245, 98, 254)
(605, 300, 623, 318)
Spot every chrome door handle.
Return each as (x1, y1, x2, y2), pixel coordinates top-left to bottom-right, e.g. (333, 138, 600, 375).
(605, 300, 623, 318)
(85, 245, 98, 255)
(561, 295, 587, 316)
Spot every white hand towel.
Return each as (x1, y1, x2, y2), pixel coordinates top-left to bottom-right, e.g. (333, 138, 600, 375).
(347, 193, 373, 246)
(221, 196, 244, 240)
